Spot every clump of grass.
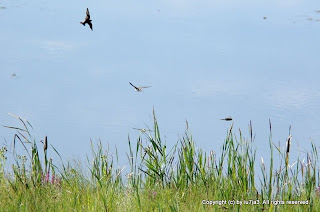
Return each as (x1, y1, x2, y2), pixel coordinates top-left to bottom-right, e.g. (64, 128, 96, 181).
(0, 111, 319, 211)
(2, 114, 59, 190)
(0, 146, 7, 183)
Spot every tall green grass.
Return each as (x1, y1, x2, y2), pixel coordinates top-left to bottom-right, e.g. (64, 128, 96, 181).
(0, 111, 319, 211)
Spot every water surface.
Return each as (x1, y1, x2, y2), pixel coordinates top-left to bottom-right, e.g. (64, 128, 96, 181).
(1, 0, 319, 165)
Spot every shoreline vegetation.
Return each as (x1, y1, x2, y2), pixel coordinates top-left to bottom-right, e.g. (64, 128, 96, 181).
(0, 111, 319, 211)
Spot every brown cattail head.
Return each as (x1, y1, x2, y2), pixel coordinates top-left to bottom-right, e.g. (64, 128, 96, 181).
(44, 136, 48, 151)
(286, 135, 292, 153)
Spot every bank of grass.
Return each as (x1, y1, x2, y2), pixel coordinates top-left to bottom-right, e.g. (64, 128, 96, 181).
(0, 111, 319, 211)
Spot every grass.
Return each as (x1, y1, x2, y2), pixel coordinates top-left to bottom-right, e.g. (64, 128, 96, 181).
(0, 110, 319, 211)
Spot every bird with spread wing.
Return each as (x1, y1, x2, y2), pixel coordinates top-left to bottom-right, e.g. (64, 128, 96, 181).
(129, 82, 151, 92)
(80, 8, 93, 31)
(220, 116, 233, 121)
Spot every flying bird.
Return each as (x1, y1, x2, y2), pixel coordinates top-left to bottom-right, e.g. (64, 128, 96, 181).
(80, 8, 93, 31)
(220, 117, 233, 121)
(129, 82, 151, 92)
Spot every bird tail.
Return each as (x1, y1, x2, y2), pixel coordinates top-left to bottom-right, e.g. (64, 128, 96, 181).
(80, 22, 85, 26)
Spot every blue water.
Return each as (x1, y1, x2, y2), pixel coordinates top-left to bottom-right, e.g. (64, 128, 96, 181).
(1, 0, 319, 168)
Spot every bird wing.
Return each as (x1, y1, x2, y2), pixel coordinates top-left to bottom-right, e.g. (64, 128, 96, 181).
(86, 8, 90, 19)
(88, 22, 93, 30)
(129, 82, 139, 90)
(141, 86, 151, 89)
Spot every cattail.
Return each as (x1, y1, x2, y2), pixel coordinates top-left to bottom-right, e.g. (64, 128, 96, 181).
(284, 135, 292, 170)
(286, 135, 292, 153)
(44, 136, 48, 151)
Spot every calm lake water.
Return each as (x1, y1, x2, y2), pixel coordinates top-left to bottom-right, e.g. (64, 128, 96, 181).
(1, 0, 319, 166)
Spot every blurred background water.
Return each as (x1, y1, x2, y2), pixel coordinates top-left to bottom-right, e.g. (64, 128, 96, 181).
(0, 0, 319, 167)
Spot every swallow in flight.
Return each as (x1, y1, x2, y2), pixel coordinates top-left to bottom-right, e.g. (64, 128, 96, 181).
(80, 8, 93, 31)
(220, 117, 233, 121)
(129, 82, 151, 92)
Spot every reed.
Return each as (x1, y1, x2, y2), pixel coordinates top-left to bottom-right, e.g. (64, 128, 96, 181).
(0, 112, 318, 211)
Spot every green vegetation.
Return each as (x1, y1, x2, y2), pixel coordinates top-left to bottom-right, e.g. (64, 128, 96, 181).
(0, 111, 319, 211)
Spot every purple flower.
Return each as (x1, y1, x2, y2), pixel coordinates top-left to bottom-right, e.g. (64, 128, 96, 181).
(45, 171, 50, 183)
